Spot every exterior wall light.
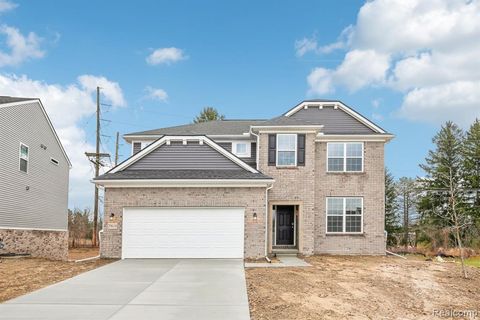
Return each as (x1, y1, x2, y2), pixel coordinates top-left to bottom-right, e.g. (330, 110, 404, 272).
(109, 213, 115, 221)
(253, 212, 257, 222)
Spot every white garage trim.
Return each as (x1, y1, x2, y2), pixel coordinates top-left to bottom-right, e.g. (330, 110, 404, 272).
(122, 207, 245, 259)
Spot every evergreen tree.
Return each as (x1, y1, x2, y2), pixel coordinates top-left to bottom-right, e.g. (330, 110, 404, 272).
(193, 107, 225, 123)
(419, 121, 469, 278)
(385, 168, 399, 245)
(463, 119, 480, 222)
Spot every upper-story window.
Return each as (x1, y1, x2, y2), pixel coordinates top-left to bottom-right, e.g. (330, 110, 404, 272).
(19, 143, 29, 173)
(327, 142, 363, 172)
(277, 134, 297, 166)
(232, 141, 251, 158)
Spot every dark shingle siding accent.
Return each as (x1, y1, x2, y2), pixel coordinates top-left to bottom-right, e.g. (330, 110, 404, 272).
(126, 143, 244, 171)
(96, 169, 272, 180)
(289, 106, 376, 134)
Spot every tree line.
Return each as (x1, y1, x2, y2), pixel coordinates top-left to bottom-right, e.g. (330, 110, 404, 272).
(385, 119, 480, 278)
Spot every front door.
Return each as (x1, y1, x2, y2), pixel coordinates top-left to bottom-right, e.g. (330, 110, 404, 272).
(276, 206, 294, 245)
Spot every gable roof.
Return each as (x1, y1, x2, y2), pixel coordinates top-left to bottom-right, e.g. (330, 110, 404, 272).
(123, 99, 391, 139)
(96, 135, 273, 184)
(0, 97, 72, 167)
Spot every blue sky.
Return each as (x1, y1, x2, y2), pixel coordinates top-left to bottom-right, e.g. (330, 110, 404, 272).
(1, 0, 478, 208)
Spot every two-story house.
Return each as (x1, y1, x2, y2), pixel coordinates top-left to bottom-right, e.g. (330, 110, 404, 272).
(0, 96, 71, 260)
(94, 100, 393, 259)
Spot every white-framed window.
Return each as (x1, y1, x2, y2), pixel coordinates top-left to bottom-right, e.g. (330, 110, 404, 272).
(232, 141, 251, 158)
(132, 141, 152, 154)
(327, 142, 363, 172)
(276, 134, 297, 166)
(19, 143, 29, 173)
(326, 197, 363, 234)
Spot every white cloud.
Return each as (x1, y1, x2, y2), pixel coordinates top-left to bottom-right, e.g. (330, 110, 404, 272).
(399, 81, 480, 126)
(0, 25, 44, 66)
(304, 0, 480, 125)
(145, 86, 168, 102)
(146, 47, 187, 65)
(307, 50, 390, 95)
(0, 0, 17, 13)
(0, 73, 126, 208)
(372, 99, 381, 108)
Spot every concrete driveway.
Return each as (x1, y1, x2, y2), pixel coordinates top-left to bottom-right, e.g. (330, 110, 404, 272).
(0, 259, 250, 320)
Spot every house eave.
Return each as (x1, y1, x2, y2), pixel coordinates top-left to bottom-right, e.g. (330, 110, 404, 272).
(315, 134, 395, 142)
(93, 178, 275, 188)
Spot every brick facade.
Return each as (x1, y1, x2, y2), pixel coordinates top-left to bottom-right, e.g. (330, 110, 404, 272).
(100, 187, 266, 259)
(257, 133, 386, 256)
(0, 228, 68, 260)
(314, 141, 386, 254)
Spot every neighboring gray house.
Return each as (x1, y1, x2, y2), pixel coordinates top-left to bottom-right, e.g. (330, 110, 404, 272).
(95, 100, 393, 259)
(0, 97, 71, 260)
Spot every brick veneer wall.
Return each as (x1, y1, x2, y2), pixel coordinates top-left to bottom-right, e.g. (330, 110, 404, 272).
(0, 229, 68, 260)
(257, 132, 386, 256)
(257, 133, 317, 255)
(100, 187, 266, 259)
(314, 141, 386, 254)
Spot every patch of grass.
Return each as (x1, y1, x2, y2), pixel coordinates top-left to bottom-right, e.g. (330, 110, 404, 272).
(464, 256, 480, 268)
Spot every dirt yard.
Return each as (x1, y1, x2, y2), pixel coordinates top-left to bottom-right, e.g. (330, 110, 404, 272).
(68, 247, 100, 261)
(0, 255, 113, 302)
(246, 255, 480, 320)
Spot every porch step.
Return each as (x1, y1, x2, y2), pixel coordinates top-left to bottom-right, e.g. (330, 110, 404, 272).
(273, 249, 299, 256)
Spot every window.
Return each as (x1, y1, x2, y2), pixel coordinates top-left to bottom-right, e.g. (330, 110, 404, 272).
(327, 142, 363, 172)
(50, 158, 59, 165)
(326, 197, 363, 233)
(277, 134, 297, 166)
(19, 143, 29, 173)
(232, 141, 251, 158)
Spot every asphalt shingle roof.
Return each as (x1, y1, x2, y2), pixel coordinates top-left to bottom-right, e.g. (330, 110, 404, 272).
(0, 96, 38, 104)
(125, 119, 267, 136)
(95, 169, 272, 180)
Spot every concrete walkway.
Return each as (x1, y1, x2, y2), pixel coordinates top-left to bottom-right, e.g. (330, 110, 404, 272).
(0, 259, 250, 320)
(244, 255, 311, 268)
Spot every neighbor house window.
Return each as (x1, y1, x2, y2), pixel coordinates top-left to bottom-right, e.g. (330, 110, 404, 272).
(232, 141, 251, 158)
(19, 143, 29, 173)
(326, 197, 363, 233)
(276, 134, 297, 166)
(327, 142, 363, 172)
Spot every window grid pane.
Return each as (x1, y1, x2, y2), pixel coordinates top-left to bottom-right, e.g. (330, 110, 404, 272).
(277, 134, 296, 151)
(346, 216, 362, 232)
(277, 151, 295, 166)
(346, 143, 362, 157)
(327, 143, 344, 157)
(236, 143, 247, 154)
(346, 158, 362, 171)
(328, 158, 344, 171)
(327, 198, 343, 215)
(327, 216, 343, 233)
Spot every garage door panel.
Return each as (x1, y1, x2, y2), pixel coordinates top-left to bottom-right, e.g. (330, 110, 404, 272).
(122, 207, 244, 258)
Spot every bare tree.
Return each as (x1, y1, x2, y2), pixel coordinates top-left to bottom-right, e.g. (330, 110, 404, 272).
(396, 177, 417, 249)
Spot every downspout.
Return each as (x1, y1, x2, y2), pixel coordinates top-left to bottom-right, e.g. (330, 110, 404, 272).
(249, 127, 260, 171)
(265, 184, 273, 262)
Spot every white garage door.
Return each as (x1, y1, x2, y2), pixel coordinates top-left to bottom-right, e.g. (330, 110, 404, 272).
(122, 207, 245, 258)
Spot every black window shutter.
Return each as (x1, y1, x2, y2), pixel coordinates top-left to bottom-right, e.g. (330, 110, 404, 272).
(297, 134, 306, 166)
(268, 134, 276, 166)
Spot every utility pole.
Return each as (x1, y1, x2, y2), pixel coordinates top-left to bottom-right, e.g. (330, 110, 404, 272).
(93, 86, 101, 247)
(85, 87, 110, 247)
(115, 131, 120, 166)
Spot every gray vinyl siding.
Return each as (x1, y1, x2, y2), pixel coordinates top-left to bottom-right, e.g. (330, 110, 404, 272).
(289, 106, 376, 134)
(217, 142, 257, 166)
(0, 102, 69, 230)
(126, 142, 243, 170)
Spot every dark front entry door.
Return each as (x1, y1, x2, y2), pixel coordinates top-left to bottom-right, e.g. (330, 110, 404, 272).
(276, 206, 295, 245)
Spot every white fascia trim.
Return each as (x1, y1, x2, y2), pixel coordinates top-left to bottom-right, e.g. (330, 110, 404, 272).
(315, 134, 395, 142)
(110, 135, 259, 174)
(124, 134, 252, 143)
(94, 179, 275, 188)
(284, 101, 386, 134)
(1, 100, 73, 168)
(0, 226, 67, 232)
